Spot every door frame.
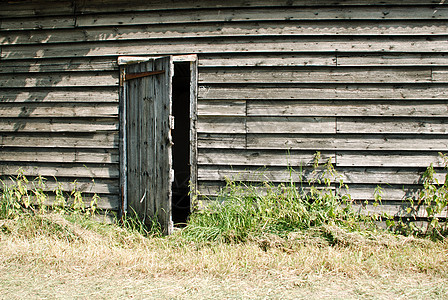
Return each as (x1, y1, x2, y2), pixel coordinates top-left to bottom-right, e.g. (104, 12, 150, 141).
(118, 55, 198, 228)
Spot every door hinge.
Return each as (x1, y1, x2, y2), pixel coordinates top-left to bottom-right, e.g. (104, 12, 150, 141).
(170, 116, 175, 130)
(125, 70, 165, 81)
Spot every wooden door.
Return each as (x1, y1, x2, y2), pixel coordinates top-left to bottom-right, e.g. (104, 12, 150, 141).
(122, 56, 173, 234)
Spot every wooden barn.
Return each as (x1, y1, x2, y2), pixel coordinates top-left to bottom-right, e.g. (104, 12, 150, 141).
(1, 0, 448, 233)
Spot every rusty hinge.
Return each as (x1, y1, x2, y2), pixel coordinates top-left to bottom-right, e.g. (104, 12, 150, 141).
(125, 70, 165, 81)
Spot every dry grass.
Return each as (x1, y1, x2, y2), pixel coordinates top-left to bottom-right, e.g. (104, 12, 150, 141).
(1, 214, 447, 299)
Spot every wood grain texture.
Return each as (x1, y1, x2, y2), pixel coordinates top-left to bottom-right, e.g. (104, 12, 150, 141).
(246, 100, 448, 117)
(0, 148, 118, 164)
(0, 132, 118, 148)
(0, 0, 74, 18)
(0, 58, 118, 73)
(336, 152, 446, 167)
(0, 103, 118, 118)
(199, 67, 434, 84)
(0, 88, 119, 103)
(1, 177, 119, 194)
(0, 118, 118, 132)
(5, 21, 448, 46)
(2, 0, 448, 213)
(0, 163, 119, 178)
(75, 0, 444, 14)
(197, 165, 446, 184)
(1, 16, 75, 31)
(337, 118, 448, 134)
(3, 36, 448, 59)
(246, 134, 448, 151)
(0, 72, 118, 87)
(199, 54, 337, 67)
(198, 149, 334, 166)
(75, 7, 448, 27)
(337, 53, 448, 66)
(199, 85, 448, 100)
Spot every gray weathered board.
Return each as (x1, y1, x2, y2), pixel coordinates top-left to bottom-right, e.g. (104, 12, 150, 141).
(123, 57, 173, 234)
(1, 0, 448, 219)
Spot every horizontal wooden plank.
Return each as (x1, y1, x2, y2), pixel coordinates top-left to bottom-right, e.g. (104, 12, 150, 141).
(0, 58, 117, 73)
(1, 177, 119, 194)
(196, 181, 418, 201)
(247, 134, 448, 151)
(197, 117, 245, 134)
(432, 70, 448, 82)
(346, 185, 419, 201)
(1, 16, 75, 31)
(0, 88, 119, 102)
(247, 117, 336, 134)
(0, 148, 119, 164)
(199, 54, 337, 67)
(75, 0, 445, 14)
(36, 194, 120, 210)
(351, 201, 447, 218)
(0, 132, 118, 148)
(337, 53, 448, 66)
(199, 85, 448, 100)
(0, 103, 118, 117)
(199, 67, 434, 84)
(198, 133, 246, 149)
(76, 6, 448, 28)
(0, 163, 119, 179)
(336, 152, 446, 167)
(0, 0, 74, 18)
(0, 118, 118, 132)
(337, 118, 448, 134)
(5, 21, 448, 46)
(0, 72, 118, 88)
(247, 100, 448, 117)
(198, 100, 246, 116)
(3, 36, 448, 59)
(198, 149, 335, 166)
(197, 166, 446, 184)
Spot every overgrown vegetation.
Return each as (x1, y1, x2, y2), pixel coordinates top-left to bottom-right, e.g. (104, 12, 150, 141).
(184, 152, 448, 242)
(1, 159, 447, 298)
(183, 154, 362, 243)
(1, 152, 448, 243)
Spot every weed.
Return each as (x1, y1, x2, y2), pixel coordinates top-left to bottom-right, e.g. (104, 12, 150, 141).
(183, 153, 364, 243)
(389, 152, 448, 239)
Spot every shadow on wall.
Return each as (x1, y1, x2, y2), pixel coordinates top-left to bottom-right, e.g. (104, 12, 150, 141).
(0, 1, 122, 206)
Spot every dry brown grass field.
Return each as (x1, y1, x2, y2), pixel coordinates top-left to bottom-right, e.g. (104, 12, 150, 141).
(1, 213, 447, 299)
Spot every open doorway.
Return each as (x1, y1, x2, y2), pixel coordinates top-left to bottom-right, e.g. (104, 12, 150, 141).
(119, 55, 197, 233)
(171, 62, 192, 225)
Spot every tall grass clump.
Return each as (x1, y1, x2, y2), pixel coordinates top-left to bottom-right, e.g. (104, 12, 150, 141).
(183, 153, 360, 243)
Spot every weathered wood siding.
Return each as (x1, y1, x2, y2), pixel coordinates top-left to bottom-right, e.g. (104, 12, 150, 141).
(1, 0, 447, 215)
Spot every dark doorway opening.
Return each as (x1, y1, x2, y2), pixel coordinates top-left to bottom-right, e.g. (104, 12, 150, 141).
(171, 62, 191, 225)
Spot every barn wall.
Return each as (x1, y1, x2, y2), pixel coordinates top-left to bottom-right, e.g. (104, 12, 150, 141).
(1, 0, 448, 215)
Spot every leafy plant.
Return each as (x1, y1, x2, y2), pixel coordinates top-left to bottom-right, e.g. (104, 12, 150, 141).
(182, 153, 362, 243)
